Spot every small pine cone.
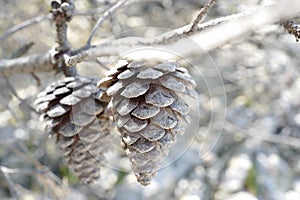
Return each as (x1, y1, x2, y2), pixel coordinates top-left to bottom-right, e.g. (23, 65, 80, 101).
(35, 76, 111, 184)
(98, 59, 197, 185)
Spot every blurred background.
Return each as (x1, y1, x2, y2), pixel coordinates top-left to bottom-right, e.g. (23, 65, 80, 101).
(1, 0, 300, 199)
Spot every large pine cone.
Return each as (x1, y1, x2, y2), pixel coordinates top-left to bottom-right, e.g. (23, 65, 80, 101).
(35, 76, 111, 184)
(98, 59, 197, 185)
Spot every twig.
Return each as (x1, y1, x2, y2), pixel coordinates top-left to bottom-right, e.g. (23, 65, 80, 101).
(0, 53, 53, 77)
(65, 8, 259, 66)
(9, 42, 35, 59)
(14, 142, 66, 198)
(0, 4, 258, 74)
(0, 14, 51, 42)
(0, 6, 111, 42)
(187, 0, 218, 33)
(11, 141, 62, 184)
(50, 0, 77, 76)
(3, 142, 65, 198)
(1, 1, 300, 75)
(51, 1, 72, 52)
(153, 6, 256, 45)
(0, 166, 49, 175)
(96, 58, 110, 70)
(0, 167, 18, 198)
(65, 1, 300, 66)
(282, 19, 300, 41)
(4, 42, 38, 113)
(86, 0, 129, 45)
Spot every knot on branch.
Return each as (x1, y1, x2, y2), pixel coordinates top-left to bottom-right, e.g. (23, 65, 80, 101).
(50, 48, 77, 76)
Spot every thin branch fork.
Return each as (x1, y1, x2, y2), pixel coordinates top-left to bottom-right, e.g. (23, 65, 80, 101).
(187, 0, 217, 33)
(86, 0, 129, 45)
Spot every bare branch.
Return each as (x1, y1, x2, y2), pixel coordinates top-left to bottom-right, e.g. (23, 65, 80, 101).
(50, 0, 77, 76)
(187, 0, 217, 33)
(152, 7, 257, 45)
(0, 167, 18, 198)
(0, 53, 53, 77)
(9, 42, 35, 59)
(2, 1, 300, 77)
(0, 166, 49, 175)
(65, 1, 300, 66)
(0, 5, 111, 42)
(51, 0, 73, 52)
(86, 0, 129, 45)
(0, 14, 50, 42)
(65, 10, 255, 65)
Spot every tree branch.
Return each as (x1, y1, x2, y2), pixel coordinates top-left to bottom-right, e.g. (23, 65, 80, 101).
(0, 53, 53, 77)
(9, 42, 35, 59)
(86, 0, 131, 46)
(0, 167, 18, 198)
(0, 14, 51, 42)
(187, 0, 217, 33)
(65, 1, 300, 66)
(65, 10, 256, 66)
(50, 0, 77, 76)
(1, 1, 300, 77)
(0, 5, 113, 42)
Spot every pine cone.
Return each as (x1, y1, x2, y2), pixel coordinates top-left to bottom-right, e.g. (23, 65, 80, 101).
(35, 76, 111, 184)
(98, 59, 197, 185)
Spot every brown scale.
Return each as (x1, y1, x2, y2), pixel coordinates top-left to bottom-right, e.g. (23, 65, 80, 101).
(35, 76, 112, 184)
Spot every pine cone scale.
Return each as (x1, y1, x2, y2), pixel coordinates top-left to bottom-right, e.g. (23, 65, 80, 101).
(60, 94, 81, 105)
(120, 82, 150, 98)
(99, 59, 197, 186)
(46, 104, 70, 118)
(145, 89, 175, 107)
(117, 98, 138, 116)
(57, 122, 82, 137)
(70, 111, 95, 127)
(35, 76, 112, 184)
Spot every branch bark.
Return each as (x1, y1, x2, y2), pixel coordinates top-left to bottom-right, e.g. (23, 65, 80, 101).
(86, 0, 129, 45)
(1, 0, 300, 77)
(50, 0, 77, 76)
(187, 0, 217, 33)
(0, 14, 51, 42)
(0, 53, 53, 77)
(66, 1, 300, 66)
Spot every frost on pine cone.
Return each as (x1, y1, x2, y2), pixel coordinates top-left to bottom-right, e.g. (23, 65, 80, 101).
(98, 59, 197, 185)
(35, 76, 111, 184)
